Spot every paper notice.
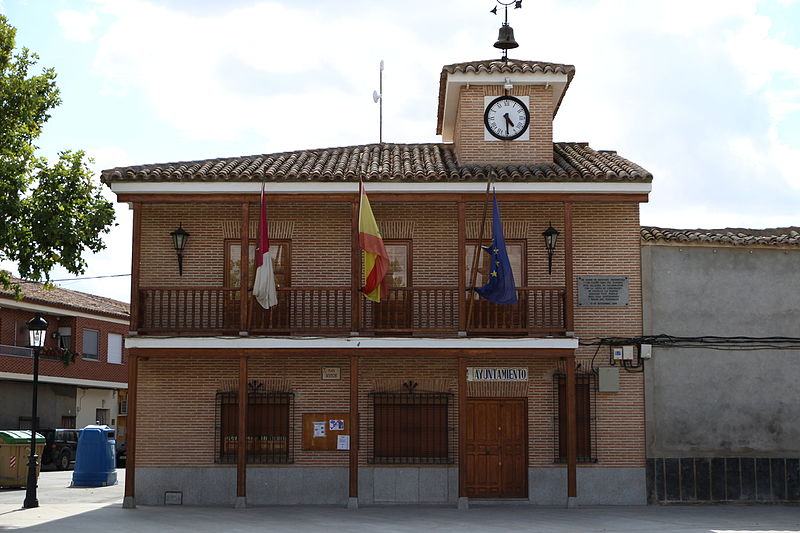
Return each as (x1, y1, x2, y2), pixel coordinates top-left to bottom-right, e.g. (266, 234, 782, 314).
(313, 422, 326, 438)
(337, 435, 350, 450)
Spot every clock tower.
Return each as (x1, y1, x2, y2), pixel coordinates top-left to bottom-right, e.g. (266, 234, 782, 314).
(436, 59, 575, 166)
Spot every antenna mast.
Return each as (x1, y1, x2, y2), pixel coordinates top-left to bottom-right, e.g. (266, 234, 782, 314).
(372, 60, 384, 144)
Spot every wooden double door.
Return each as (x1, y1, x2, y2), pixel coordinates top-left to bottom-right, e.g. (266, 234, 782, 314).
(464, 398, 528, 498)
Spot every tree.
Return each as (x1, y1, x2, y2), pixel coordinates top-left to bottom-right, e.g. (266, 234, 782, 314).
(0, 15, 114, 297)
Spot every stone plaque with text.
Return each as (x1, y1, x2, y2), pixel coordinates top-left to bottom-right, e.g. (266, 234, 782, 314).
(577, 276, 629, 306)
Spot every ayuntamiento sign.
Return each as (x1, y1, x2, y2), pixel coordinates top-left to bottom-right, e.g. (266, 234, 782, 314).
(467, 367, 528, 382)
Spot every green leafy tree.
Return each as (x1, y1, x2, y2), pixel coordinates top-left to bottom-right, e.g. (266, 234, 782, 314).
(0, 15, 114, 297)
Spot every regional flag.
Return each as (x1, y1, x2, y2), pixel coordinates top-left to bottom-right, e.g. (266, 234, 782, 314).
(358, 182, 389, 302)
(475, 191, 518, 305)
(253, 184, 278, 309)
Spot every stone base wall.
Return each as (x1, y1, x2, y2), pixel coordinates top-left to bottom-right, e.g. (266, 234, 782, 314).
(529, 467, 646, 505)
(647, 458, 800, 503)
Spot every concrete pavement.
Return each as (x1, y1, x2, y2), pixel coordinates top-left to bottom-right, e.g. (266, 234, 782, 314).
(1, 470, 799, 532)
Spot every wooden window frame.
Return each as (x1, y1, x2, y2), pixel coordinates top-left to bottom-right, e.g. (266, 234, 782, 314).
(215, 390, 294, 464)
(465, 239, 527, 290)
(554, 373, 597, 463)
(82, 328, 100, 361)
(224, 239, 291, 289)
(370, 391, 453, 464)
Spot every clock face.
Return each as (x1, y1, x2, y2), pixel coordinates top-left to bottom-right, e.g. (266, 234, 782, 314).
(484, 95, 530, 140)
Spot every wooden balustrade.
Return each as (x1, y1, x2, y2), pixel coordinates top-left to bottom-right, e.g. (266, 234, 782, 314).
(137, 286, 567, 336)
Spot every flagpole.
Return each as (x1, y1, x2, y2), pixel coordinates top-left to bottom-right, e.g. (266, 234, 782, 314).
(465, 170, 496, 330)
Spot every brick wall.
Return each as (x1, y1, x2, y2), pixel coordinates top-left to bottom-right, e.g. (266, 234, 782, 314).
(0, 306, 128, 384)
(454, 84, 554, 165)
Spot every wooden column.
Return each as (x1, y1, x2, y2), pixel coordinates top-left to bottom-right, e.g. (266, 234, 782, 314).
(566, 356, 577, 504)
(349, 355, 359, 502)
(122, 354, 138, 508)
(457, 202, 466, 333)
(239, 202, 250, 332)
(236, 355, 247, 504)
(351, 199, 360, 333)
(457, 355, 467, 500)
(564, 202, 574, 333)
(129, 202, 141, 333)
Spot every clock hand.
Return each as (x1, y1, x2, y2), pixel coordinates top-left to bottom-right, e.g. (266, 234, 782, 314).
(504, 112, 514, 134)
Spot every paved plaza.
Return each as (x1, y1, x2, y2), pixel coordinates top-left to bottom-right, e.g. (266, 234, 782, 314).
(1, 470, 798, 532)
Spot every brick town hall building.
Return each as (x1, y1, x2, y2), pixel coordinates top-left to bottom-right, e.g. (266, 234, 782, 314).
(102, 56, 652, 508)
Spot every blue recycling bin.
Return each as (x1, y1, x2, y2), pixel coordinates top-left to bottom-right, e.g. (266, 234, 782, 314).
(71, 425, 117, 487)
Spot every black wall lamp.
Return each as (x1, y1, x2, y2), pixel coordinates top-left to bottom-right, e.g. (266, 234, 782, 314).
(170, 224, 190, 276)
(542, 222, 559, 275)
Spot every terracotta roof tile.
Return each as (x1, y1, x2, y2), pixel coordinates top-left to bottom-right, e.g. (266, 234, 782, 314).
(101, 142, 651, 185)
(641, 227, 800, 247)
(436, 59, 576, 134)
(1, 276, 130, 319)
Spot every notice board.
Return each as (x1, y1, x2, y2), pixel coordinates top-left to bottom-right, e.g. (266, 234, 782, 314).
(302, 412, 351, 451)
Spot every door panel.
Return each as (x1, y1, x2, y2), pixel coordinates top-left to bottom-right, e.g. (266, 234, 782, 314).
(465, 398, 527, 498)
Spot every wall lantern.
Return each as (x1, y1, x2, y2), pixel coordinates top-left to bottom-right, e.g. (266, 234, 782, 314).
(542, 222, 559, 275)
(170, 223, 190, 276)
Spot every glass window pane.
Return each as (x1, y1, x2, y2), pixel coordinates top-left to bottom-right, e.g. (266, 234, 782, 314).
(465, 242, 523, 287)
(384, 244, 408, 288)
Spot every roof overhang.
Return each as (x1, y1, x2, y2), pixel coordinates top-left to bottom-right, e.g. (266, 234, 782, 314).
(0, 297, 129, 325)
(110, 181, 651, 196)
(439, 70, 570, 142)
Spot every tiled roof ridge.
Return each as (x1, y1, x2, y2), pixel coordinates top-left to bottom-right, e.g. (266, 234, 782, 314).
(1, 275, 130, 318)
(101, 142, 652, 185)
(441, 58, 576, 74)
(641, 226, 800, 247)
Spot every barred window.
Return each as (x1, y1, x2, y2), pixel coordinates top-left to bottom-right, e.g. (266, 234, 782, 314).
(216, 390, 293, 464)
(554, 373, 597, 463)
(371, 391, 452, 464)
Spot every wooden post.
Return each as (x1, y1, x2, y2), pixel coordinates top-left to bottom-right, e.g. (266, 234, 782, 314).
(564, 202, 574, 333)
(457, 201, 466, 333)
(236, 355, 247, 507)
(240, 202, 250, 332)
(566, 355, 577, 507)
(122, 354, 137, 508)
(457, 355, 467, 509)
(348, 355, 359, 508)
(129, 203, 141, 332)
(351, 199, 360, 333)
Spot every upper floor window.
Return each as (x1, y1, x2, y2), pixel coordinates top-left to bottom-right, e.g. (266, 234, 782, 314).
(107, 333, 123, 364)
(465, 240, 526, 290)
(82, 329, 99, 361)
(225, 240, 290, 289)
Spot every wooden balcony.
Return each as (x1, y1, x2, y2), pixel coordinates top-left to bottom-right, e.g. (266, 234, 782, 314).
(136, 286, 567, 336)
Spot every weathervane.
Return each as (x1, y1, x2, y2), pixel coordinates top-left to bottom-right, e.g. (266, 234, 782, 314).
(490, 0, 521, 62)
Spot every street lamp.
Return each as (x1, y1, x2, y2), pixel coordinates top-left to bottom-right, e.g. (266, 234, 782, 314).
(23, 313, 47, 509)
(170, 223, 190, 276)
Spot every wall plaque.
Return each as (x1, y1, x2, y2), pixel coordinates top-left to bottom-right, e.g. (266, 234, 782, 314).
(321, 367, 341, 381)
(578, 276, 629, 306)
(467, 367, 528, 382)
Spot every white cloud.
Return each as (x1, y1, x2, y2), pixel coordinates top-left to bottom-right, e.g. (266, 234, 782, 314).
(56, 9, 99, 42)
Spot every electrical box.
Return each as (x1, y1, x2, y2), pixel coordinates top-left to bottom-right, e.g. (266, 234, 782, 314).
(598, 367, 620, 392)
(622, 345, 634, 360)
(612, 347, 623, 360)
(640, 344, 653, 359)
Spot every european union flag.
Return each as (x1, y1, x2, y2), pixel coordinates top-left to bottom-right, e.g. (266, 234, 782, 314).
(475, 192, 518, 305)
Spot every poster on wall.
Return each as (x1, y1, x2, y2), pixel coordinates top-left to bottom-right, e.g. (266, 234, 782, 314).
(337, 435, 350, 450)
(313, 422, 326, 438)
(329, 419, 345, 431)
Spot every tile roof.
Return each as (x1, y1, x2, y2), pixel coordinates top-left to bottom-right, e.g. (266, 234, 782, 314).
(437, 59, 576, 134)
(1, 275, 130, 319)
(641, 227, 800, 247)
(101, 142, 651, 184)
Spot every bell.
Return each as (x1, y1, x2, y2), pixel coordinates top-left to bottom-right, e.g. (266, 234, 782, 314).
(494, 24, 519, 50)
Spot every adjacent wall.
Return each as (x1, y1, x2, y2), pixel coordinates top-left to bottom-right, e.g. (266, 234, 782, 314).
(642, 243, 800, 503)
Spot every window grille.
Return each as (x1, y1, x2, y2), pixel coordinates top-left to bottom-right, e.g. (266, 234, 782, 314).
(370, 391, 454, 464)
(215, 390, 293, 464)
(553, 373, 597, 463)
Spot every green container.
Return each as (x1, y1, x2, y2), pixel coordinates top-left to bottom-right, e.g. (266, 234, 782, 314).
(0, 430, 46, 488)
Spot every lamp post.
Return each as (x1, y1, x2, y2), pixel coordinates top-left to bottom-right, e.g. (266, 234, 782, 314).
(170, 223, 190, 276)
(23, 313, 47, 509)
(542, 222, 559, 275)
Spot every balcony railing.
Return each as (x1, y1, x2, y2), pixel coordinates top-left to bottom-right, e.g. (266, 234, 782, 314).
(136, 286, 567, 336)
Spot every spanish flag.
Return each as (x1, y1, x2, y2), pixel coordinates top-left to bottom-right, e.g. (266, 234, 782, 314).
(358, 182, 389, 302)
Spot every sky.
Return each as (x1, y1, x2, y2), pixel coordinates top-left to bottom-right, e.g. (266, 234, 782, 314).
(1, 0, 799, 303)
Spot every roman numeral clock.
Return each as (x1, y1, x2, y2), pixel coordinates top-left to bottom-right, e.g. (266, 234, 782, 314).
(484, 95, 530, 141)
